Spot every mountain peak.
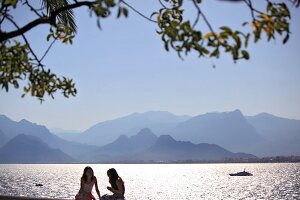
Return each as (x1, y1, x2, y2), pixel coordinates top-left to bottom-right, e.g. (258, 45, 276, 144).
(232, 109, 242, 114)
(253, 112, 276, 118)
(4, 134, 47, 148)
(136, 128, 155, 136)
(0, 114, 11, 120)
(130, 128, 157, 144)
(157, 135, 176, 144)
(0, 134, 75, 163)
(116, 134, 129, 141)
(224, 109, 243, 117)
(19, 119, 32, 124)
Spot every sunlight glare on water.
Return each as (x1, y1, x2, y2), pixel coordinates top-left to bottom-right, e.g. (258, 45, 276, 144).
(0, 163, 299, 199)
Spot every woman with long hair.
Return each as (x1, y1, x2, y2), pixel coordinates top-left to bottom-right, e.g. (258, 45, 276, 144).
(101, 168, 125, 200)
(75, 166, 101, 200)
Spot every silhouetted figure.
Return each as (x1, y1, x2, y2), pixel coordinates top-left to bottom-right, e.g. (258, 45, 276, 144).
(101, 168, 125, 200)
(75, 166, 101, 200)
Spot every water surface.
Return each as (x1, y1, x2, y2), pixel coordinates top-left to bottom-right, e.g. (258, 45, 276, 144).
(0, 163, 299, 199)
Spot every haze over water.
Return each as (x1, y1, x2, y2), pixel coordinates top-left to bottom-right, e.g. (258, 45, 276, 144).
(0, 163, 299, 200)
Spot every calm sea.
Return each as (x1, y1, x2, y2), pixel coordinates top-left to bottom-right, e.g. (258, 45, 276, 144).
(0, 163, 299, 200)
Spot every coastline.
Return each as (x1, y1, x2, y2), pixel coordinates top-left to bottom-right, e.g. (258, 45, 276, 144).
(0, 196, 71, 200)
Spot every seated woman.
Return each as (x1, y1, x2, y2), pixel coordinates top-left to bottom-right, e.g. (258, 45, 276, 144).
(101, 168, 125, 200)
(75, 166, 101, 200)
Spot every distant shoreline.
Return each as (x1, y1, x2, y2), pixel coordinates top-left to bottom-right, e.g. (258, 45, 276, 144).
(0, 155, 300, 164)
(0, 196, 71, 200)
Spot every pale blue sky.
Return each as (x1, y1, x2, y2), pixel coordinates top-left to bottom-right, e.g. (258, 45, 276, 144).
(0, 1, 299, 131)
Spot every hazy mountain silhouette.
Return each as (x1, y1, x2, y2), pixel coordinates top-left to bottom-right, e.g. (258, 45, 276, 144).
(169, 110, 262, 153)
(92, 129, 255, 162)
(132, 135, 256, 161)
(85, 128, 158, 161)
(0, 115, 50, 140)
(247, 113, 300, 156)
(1, 110, 299, 161)
(0, 134, 75, 163)
(0, 129, 7, 147)
(73, 111, 190, 146)
(0, 115, 97, 159)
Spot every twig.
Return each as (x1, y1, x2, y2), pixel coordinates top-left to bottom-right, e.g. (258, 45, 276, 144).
(120, 0, 157, 23)
(243, 0, 264, 21)
(158, 0, 168, 9)
(24, 0, 42, 18)
(191, 0, 214, 33)
(40, 37, 58, 62)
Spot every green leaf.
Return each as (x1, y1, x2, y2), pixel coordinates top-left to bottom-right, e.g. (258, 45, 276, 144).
(283, 34, 289, 44)
(117, 7, 121, 18)
(210, 48, 219, 58)
(164, 41, 169, 51)
(241, 50, 249, 60)
(122, 7, 128, 17)
(220, 26, 232, 34)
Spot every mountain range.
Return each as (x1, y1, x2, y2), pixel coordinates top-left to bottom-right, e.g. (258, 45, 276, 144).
(82, 128, 255, 162)
(168, 110, 262, 153)
(0, 110, 299, 163)
(54, 110, 300, 156)
(65, 111, 190, 146)
(0, 134, 75, 163)
(0, 115, 98, 160)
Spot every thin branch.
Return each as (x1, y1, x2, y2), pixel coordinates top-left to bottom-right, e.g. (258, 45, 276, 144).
(158, 0, 168, 9)
(0, 8, 8, 26)
(5, 16, 44, 68)
(23, 0, 42, 18)
(0, 16, 50, 42)
(243, 0, 264, 20)
(191, 0, 214, 33)
(191, 0, 201, 29)
(120, 0, 157, 23)
(0, 1, 6, 14)
(40, 37, 58, 62)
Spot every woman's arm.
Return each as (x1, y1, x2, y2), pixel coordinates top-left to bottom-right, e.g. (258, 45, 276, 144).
(107, 179, 124, 195)
(79, 178, 84, 193)
(94, 177, 101, 199)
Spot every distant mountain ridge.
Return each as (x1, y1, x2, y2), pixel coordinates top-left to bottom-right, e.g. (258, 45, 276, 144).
(247, 113, 300, 156)
(1, 109, 299, 163)
(83, 128, 158, 162)
(168, 109, 262, 153)
(90, 132, 256, 162)
(71, 111, 191, 146)
(0, 129, 7, 147)
(137, 134, 256, 161)
(0, 115, 98, 160)
(0, 134, 75, 163)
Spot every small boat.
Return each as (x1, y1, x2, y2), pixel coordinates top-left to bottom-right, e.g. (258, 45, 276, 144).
(35, 183, 43, 187)
(229, 169, 253, 176)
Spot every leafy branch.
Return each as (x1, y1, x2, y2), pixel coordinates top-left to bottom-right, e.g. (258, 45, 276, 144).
(0, 0, 298, 102)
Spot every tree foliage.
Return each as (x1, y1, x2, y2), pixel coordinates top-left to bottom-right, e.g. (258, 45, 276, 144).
(0, 0, 299, 101)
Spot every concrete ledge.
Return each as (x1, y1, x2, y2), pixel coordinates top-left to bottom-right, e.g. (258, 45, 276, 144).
(0, 195, 71, 200)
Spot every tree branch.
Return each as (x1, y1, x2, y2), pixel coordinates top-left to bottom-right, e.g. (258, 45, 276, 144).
(191, 0, 215, 33)
(120, 0, 157, 23)
(0, 1, 96, 42)
(5, 15, 44, 68)
(40, 37, 58, 62)
(24, 0, 43, 18)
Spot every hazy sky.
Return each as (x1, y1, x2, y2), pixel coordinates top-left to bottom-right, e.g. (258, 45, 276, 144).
(0, 1, 299, 131)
